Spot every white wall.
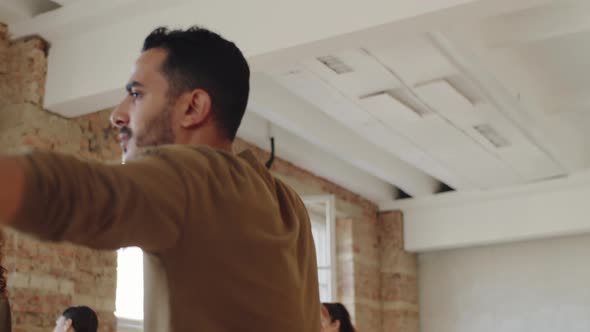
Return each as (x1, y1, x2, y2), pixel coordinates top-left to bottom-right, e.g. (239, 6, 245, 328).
(419, 234, 590, 332)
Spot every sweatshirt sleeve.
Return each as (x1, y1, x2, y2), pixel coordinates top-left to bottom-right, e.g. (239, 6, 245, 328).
(10, 147, 188, 252)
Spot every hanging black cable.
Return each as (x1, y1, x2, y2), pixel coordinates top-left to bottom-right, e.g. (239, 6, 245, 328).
(265, 137, 275, 169)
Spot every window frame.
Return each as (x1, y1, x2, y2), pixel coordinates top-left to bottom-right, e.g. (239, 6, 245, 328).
(303, 195, 337, 302)
(115, 247, 145, 331)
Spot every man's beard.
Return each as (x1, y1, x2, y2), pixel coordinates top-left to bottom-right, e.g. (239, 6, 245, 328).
(136, 103, 176, 148)
(120, 103, 176, 160)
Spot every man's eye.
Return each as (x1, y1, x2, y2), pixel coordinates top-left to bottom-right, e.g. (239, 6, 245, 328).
(129, 91, 141, 99)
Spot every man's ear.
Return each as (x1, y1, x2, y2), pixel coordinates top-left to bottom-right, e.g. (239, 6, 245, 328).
(320, 305, 330, 319)
(180, 89, 212, 129)
(332, 320, 341, 330)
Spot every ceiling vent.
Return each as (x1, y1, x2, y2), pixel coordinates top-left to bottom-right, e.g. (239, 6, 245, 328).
(386, 89, 433, 117)
(359, 89, 432, 123)
(446, 75, 484, 104)
(360, 90, 432, 116)
(473, 124, 511, 148)
(317, 55, 354, 74)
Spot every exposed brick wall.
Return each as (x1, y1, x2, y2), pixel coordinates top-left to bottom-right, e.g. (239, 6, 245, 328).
(4, 236, 117, 332)
(329, 210, 419, 332)
(0, 24, 9, 108)
(0, 27, 118, 332)
(379, 211, 418, 332)
(0, 25, 47, 109)
(332, 214, 383, 332)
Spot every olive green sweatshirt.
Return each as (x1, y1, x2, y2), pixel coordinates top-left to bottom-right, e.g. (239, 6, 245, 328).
(11, 145, 321, 332)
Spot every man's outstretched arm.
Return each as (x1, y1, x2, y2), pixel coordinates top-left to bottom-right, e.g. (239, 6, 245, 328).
(0, 158, 26, 225)
(0, 148, 189, 252)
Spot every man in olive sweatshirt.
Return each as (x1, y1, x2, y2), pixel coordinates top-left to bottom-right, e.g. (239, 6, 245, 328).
(0, 26, 321, 332)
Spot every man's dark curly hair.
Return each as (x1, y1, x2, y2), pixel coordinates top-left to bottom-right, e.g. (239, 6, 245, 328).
(142, 26, 250, 141)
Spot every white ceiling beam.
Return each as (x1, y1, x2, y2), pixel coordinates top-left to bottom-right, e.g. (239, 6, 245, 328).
(238, 112, 396, 203)
(9, 0, 552, 117)
(481, 0, 590, 49)
(381, 169, 590, 252)
(250, 73, 440, 197)
(11, 0, 182, 40)
(0, 0, 49, 25)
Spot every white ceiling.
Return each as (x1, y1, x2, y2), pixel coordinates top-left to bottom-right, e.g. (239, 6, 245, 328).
(3, 0, 589, 207)
(267, 25, 578, 192)
(0, 0, 58, 24)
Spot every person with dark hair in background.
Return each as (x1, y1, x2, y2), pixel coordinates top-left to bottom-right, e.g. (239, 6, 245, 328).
(0, 26, 320, 332)
(53, 306, 98, 332)
(320, 303, 356, 332)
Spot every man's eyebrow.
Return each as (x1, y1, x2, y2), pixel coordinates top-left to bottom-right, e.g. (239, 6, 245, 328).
(125, 81, 144, 92)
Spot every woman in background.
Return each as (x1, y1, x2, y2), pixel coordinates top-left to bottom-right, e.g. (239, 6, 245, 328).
(320, 302, 356, 332)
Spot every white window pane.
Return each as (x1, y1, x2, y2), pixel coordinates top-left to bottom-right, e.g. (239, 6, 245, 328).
(311, 221, 329, 267)
(318, 268, 331, 302)
(306, 197, 336, 301)
(116, 247, 144, 321)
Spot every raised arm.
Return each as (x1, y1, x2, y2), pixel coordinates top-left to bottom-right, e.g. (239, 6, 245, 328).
(0, 147, 188, 252)
(0, 158, 25, 226)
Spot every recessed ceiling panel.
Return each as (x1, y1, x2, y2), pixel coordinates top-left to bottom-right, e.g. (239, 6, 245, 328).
(367, 36, 458, 86)
(304, 49, 403, 98)
(359, 92, 422, 125)
(274, 68, 375, 127)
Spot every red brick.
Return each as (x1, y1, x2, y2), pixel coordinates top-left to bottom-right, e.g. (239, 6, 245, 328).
(382, 309, 419, 332)
(355, 303, 383, 332)
(378, 211, 404, 251)
(381, 272, 418, 305)
(0, 28, 118, 329)
(354, 262, 381, 302)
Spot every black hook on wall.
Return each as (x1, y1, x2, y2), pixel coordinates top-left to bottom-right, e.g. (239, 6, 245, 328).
(265, 137, 275, 169)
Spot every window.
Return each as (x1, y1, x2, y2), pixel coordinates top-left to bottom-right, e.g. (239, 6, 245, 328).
(303, 195, 337, 302)
(116, 247, 144, 331)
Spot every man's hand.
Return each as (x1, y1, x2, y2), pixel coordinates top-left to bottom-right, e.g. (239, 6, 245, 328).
(0, 158, 25, 225)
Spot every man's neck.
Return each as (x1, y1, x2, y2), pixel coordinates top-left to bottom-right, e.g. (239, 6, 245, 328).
(176, 128, 233, 153)
(183, 137, 233, 153)
(203, 140, 233, 153)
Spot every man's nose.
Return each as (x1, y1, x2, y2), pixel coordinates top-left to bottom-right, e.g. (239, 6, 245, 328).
(110, 100, 130, 128)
